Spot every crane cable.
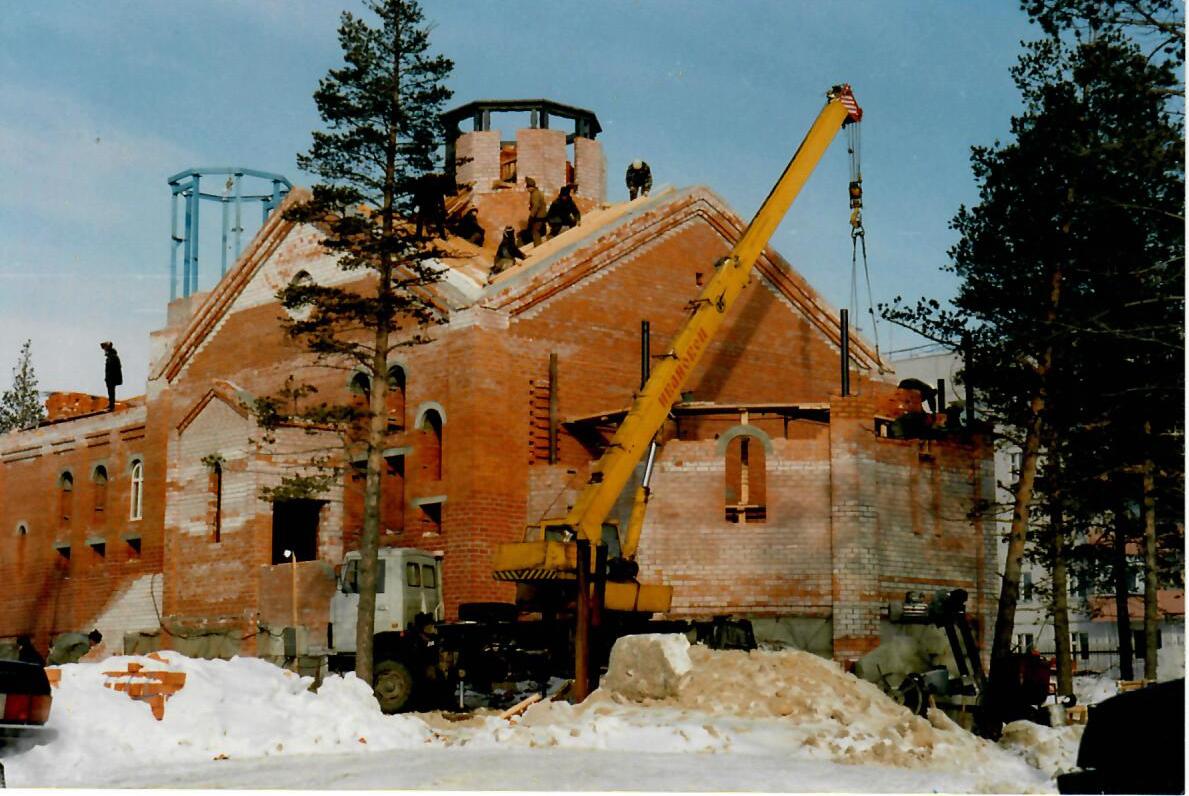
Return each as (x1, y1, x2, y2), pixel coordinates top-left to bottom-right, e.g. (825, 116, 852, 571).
(846, 121, 884, 372)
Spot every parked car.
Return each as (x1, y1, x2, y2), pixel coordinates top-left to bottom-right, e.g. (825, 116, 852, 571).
(0, 659, 55, 751)
(1057, 678, 1184, 794)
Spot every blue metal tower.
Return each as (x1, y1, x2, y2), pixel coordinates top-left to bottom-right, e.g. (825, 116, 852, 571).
(168, 167, 292, 300)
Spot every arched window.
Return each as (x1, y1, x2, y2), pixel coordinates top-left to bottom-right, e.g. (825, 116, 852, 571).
(92, 465, 108, 515)
(724, 435, 766, 524)
(210, 461, 223, 543)
(421, 409, 443, 481)
(285, 270, 314, 321)
(386, 365, 406, 431)
(15, 522, 28, 537)
(129, 460, 144, 521)
(58, 472, 74, 527)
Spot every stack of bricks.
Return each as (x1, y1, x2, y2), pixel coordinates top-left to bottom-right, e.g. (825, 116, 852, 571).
(101, 654, 187, 720)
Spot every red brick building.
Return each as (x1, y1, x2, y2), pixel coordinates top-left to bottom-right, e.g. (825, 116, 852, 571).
(0, 108, 997, 665)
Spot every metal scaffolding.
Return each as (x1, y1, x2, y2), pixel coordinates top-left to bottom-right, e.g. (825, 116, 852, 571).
(167, 167, 292, 300)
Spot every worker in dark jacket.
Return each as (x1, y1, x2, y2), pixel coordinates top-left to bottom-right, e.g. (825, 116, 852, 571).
(47, 629, 102, 665)
(453, 208, 485, 245)
(414, 172, 448, 239)
(525, 177, 548, 247)
(626, 160, 652, 200)
(547, 184, 581, 238)
(490, 226, 526, 283)
(16, 635, 45, 666)
(101, 342, 122, 412)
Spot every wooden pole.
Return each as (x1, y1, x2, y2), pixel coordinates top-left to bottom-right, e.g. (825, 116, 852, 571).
(291, 554, 298, 629)
(574, 539, 591, 702)
(591, 542, 608, 694)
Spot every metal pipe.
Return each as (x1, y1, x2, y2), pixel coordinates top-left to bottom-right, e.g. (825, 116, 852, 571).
(840, 309, 850, 397)
(640, 320, 651, 389)
(574, 539, 591, 702)
(641, 440, 658, 491)
(963, 332, 975, 425)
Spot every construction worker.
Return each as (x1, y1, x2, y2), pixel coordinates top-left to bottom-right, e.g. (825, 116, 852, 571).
(47, 629, 102, 665)
(414, 172, 447, 239)
(547, 184, 581, 238)
(626, 160, 652, 200)
(453, 208, 485, 245)
(490, 226, 526, 283)
(101, 342, 122, 412)
(525, 177, 548, 247)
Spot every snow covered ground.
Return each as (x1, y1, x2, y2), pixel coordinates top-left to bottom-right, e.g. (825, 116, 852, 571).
(0, 636, 1114, 792)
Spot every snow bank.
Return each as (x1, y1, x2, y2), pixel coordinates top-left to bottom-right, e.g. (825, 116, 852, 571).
(5, 652, 431, 786)
(5, 641, 1070, 792)
(998, 720, 1082, 779)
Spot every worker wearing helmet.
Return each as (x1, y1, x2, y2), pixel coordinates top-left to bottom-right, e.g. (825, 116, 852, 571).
(625, 160, 652, 200)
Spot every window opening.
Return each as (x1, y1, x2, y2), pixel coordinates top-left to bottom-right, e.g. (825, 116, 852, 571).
(1022, 571, 1033, 602)
(129, 460, 144, 520)
(1078, 632, 1090, 661)
(271, 499, 321, 564)
(16, 523, 28, 536)
(421, 563, 436, 589)
(724, 435, 766, 523)
(422, 410, 443, 480)
(59, 472, 74, 526)
(93, 465, 108, 515)
(211, 462, 223, 543)
(387, 366, 406, 431)
(419, 501, 443, 535)
(88, 538, 106, 558)
(406, 561, 421, 587)
(126, 536, 142, 557)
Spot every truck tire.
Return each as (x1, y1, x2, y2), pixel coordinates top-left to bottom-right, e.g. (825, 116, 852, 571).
(374, 660, 414, 714)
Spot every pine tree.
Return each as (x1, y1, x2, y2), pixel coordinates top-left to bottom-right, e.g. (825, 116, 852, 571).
(253, 0, 453, 689)
(884, 29, 1182, 730)
(0, 340, 46, 432)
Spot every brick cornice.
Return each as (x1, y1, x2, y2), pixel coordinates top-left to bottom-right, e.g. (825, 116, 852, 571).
(486, 186, 883, 372)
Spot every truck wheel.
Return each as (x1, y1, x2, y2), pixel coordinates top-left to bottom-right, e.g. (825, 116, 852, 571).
(374, 660, 414, 714)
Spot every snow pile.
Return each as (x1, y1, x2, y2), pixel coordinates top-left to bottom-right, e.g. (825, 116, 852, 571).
(6, 652, 431, 785)
(998, 720, 1083, 779)
(4, 641, 1073, 792)
(447, 637, 1052, 792)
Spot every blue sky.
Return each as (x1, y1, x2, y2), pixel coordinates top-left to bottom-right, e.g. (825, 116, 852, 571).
(0, 1, 1038, 396)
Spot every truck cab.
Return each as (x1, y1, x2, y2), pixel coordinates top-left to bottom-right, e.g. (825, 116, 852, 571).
(329, 547, 442, 653)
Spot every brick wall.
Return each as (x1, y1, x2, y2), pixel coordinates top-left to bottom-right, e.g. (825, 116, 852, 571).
(455, 131, 502, 194)
(516, 128, 567, 197)
(573, 137, 606, 205)
(0, 407, 161, 658)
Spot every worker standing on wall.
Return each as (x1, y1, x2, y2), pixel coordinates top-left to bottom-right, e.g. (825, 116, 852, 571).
(101, 341, 122, 412)
(525, 177, 548, 247)
(626, 160, 652, 200)
(489, 226, 526, 283)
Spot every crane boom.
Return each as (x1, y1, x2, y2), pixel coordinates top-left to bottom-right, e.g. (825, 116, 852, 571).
(492, 85, 862, 606)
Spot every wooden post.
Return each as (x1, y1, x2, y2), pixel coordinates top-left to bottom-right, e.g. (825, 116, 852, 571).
(291, 554, 298, 629)
(574, 539, 591, 702)
(591, 542, 608, 694)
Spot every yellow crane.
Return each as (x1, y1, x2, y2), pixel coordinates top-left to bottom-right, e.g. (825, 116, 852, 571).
(493, 85, 863, 615)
